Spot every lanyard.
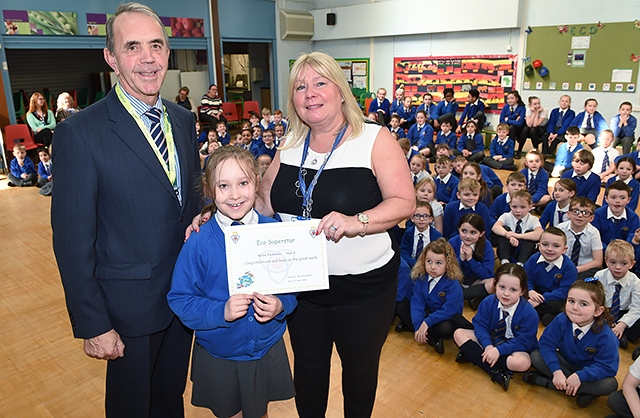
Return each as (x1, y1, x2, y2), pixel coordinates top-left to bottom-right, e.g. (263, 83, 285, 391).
(296, 123, 349, 219)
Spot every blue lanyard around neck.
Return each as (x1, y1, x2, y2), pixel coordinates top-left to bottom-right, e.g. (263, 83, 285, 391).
(297, 123, 349, 219)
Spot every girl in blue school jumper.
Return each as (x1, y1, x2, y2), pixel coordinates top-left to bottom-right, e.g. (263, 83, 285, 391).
(500, 90, 526, 159)
(539, 178, 576, 229)
(418, 93, 437, 126)
(603, 156, 640, 212)
(456, 120, 485, 163)
(411, 238, 472, 355)
(570, 98, 609, 149)
(449, 214, 495, 310)
(451, 162, 494, 208)
(390, 88, 405, 115)
(168, 147, 296, 418)
(407, 110, 434, 153)
(453, 263, 538, 391)
(523, 278, 619, 409)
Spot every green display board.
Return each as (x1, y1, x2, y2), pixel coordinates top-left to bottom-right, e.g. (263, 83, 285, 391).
(523, 22, 640, 93)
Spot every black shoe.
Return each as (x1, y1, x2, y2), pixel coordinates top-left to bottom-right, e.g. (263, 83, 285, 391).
(503, 164, 518, 171)
(394, 321, 413, 333)
(428, 337, 444, 354)
(455, 350, 470, 363)
(620, 335, 629, 349)
(469, 297, 482, 311)
(576, 394, 596, 408)
(7, 181, 16, 187)
(522, 371, 550, 388)
(632, 346, 640, 361)
(541, 313, 555, 326)
(514, 151, 522, 159)
(492, 370, 511, 391)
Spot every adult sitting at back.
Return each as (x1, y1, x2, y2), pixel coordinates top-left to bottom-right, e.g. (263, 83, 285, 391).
(26, 92, 56, 147)
(257, 51, 415, 417)
(175, 85, 196, 115)
(199, 84, 226, 127)
(55, 92, 81, 123)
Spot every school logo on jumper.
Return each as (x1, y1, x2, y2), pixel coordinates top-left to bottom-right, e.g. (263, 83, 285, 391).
(236, 271, 255, 289)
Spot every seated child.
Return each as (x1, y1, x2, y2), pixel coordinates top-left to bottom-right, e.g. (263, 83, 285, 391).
(195, 120, 207, 144)
(542, 94, 575, 157)
(396, 95, 416, 131)
(456, 120, 485, 163)
(501, 91, 526, 159)
(595, 240, 640, 349)
(569, 98, 608, 148)
(592, 181, 640, 250)
(611, 101, 637, 155)
(260, 107, 272, 130)
(417, 93, 437, 126)
(249, 112, 262, 130)
(251, 125, 263, 148)
(8, 144, 37, 187)
(215, 121, 231, 146)
(369, 87, 391, 125)
(603, 157, 640, 211)
(411, 238, 472, 354)
(230, 132, 241, 147)
(558, 196, 604, 279)
(390, 87, 404, 115)
(400, 201, 442, 268)
(493, 190, 542, 265)
(168, 147, 297, 417)
(482, 123, 516, 171)
(521, 150, 551, 210)
(523, 278, 619, 409)
(407, 110, 434, 154)
(37, 147, 52, 188)
(524, 227, 578, 325)
(491, 172, 526, 221)
(394, 257, 415, 333)
(591, 129, 619, 179)
(629, 228, 640, 278)
(435, 143, 454, 160)
(430, 120, 457, 162)
(273, 124, 285, 147)
(449, 214, 495, 309)
(389, 115, 406, 138)
(433, 88, 459, 130)
(456, 89, 486, 134)
(410, 154, 431, 185)
(561, 149, 600, 203)
(539, 178, 576, 229)
(451, 162, 493, 208)
(398, 138, 418, 166)
(251, 129, 277, 159)
(237, 129, 253, 151)
(452, 155, 503, 199)
(267, 109, 287, 133)
(607, 356, 640, 417)
(547, 126, 583, 178)
(257, 154, 272, 177)
(416, 177, 443, 234)
(453, 263, 538, 391)
(443, 178, 492, 239)
(434, 156, 459, 205)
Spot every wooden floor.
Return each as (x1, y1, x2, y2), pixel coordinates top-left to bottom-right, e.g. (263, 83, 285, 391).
(0, 162, 631, 418)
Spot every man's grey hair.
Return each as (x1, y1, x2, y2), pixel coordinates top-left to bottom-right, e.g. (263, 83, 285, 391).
(105, 2, 170, 52)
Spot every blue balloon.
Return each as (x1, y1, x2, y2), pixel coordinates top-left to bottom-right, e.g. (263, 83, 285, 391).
(539, 66, 549, 77)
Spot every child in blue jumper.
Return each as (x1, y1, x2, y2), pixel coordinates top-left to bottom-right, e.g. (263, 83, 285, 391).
(523, 278, 619, 409)
(570, 97, 609, 149)
(456, 89, 486, 134)
(454, 263, 538, 391)
(500, 91, 526, 158)
(411, 238, 472, 355)
(400, 200, 441, 268)
(8, 144, 37, 187)
(396, 95, 416, 131)
(562, 149, 600, 203)
(456, 120, 485, 163)
(592, 180, 640, 251)
(602, 157, 640, 212)
(418, 93, 437, 126)
(539, 178, 576, 229)
(548, 126, 583, 177)
(521, 149, 552, 210)
(491, 171, 526, 221)
(407, 110, 434, 154)
(37, 147, 52, 188)
(482, 123, 516, 171)
(168, 147, 296, 417)
(434, 156, 459, 205)
(443, 178, 493, 239)
(433, 88, 459, 131)
(611, 101, 637, 155)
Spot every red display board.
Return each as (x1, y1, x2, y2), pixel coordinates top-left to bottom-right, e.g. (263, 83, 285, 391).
(393, 55, 518, 113)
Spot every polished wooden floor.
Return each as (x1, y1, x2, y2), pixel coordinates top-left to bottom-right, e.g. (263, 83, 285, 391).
(0, 162, 631, 418)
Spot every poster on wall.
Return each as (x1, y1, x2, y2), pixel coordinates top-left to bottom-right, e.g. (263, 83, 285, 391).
(3, 10, 78, 35)
(393, 55, 517, 113)
(86, 13, 204, 37)
(290, 58, 370, 93)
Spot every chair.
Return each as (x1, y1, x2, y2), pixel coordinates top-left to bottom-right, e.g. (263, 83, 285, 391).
(221, 102, 240, 129)
(77, 88, 90, 109)
(13, 92, 25, 120)
(364, 97, 374, 115)
(4, 124, 43, 153)
(94, 91, 105, 102)
(242, 100, 261, 121)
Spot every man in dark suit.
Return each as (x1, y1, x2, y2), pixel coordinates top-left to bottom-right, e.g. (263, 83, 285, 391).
(51, 3, 200, 417)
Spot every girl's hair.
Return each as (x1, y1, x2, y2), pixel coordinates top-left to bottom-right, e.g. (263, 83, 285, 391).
(416, 177, 437, 201)
(56, 92, 75, 110)
(415, 199, 434, 215)
(584, 98, 598, 106)
(463, 162, 490, 203)
(29, 92, 48, 113)
(616, 156, 637, 172)
(493, 263, 528, 299)
(507, 90, 525, 107)
(411, 238, 463, 282)
(465, 120, 477, 131)
(201, 147, 259, 216)
(555, 178, 577, 195)
(457, 213, 487, 261)
(527, 95, 539, 104)
(569, 278, 613, 333)
(284, 52, 364, 150)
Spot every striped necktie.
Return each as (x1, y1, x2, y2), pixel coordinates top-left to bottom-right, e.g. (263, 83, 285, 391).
(416, 233, 424, 260)
(574, 328, 582, 341)
(571, 232, 582, 264)
(145, 108, 169, 167)
(556, 110, 564, 129)
(515, 220, 522, 234)
(231, 221, 244, 226)
(528, 173, 535, 194)
(556, 211, 565, 225)
(611, 283, 622, 321)
(602, 150, 610, 173)
(586, 114, 593, 130)
(494, 310, 509, 346)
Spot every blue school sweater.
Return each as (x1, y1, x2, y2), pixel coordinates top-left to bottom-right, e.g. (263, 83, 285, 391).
(435, 131, 457, 149)
(389, 126, 407, 138)
(521, 167, 550, 204)
(546, 107, 576, 136)
(603, 176, 640, 212)
(400, 225, 442, 268)
(433, 100, 459, 120)
(554, 143, 584, 170)
(539, 200, 569, 229)
(539, 313, 619, 383)
(443, 201, 493, 240)
(369, 98, 391, 115)
(500, 104, 526, 127)
(473, 295, 538, 354)
(524, 253, 577, 302)
(217, 132, 231, 146)
(418, 102, 437, 123)
(407, 123, 434, 150)
(561, 170, 601, 202)
(390, 99, 403, 115)
(570, 111, 608, 136)
(267, 120, 288, 132)
(396, 105, 417, 125)
(458, 100, 486, 127)
(38, 161, 52, 180)
(411, 275, 464, 330)
(490, 193, 510, 220)
(592, 206, 640, 249)
(435, 174, 459, 203)
(397, 257, 414, 302)
(489, 137, 515, 159)
(611, 114, 637, 138)
(10, 157, 37, 178)
(457, 133, 484, 154)
(449, 235, 494, 281)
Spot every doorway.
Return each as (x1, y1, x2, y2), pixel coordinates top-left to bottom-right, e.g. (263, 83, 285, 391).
(222, 41, 273, 112)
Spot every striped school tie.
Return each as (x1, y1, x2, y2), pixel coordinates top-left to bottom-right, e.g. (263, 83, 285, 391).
(231, 221, 244, 226)
(586, 114, 593, 130)
(574, 328, 582, 341)
(515, 220, 522, 234)
(145, 108, 169, 167)
(494, 310, 509, 346)
(571, 232, 582, 265)
(416, 233, 424, 260)
(602, 150, 610, 173)
(611, 283, 622, 321)
(556, 110, 564, 129)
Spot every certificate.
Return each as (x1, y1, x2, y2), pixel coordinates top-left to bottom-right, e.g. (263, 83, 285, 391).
(225, 220, 329, 295)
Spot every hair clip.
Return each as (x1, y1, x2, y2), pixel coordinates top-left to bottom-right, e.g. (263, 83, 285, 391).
(584, 277, 599, 283)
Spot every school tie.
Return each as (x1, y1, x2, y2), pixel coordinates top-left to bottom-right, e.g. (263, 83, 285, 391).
(428, 277, 435, 293)
(494, 310, 509, 346)
(574, 328, 582, 341)
(611, 283, 622, 322)
(613, 217, 621, 225)
(543, 261, 553, 272)
(145, 107, 169, 167)
(416, 233, 424, 259)
(231, 221, 244, 226)
(413, 175, 418, 186)
(556, 110, 564, 129)
(515, 220, 522, 234)
(510, 106, 514, 114)
(557, 210, 565, 225)
(528, 173, 535, 194)
(571, 232, 582, 264)
(602, 150, 610, 173)
(586, 114, 593, 130)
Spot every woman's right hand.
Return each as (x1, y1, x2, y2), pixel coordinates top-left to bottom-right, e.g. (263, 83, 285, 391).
(184, 211, 212, 241)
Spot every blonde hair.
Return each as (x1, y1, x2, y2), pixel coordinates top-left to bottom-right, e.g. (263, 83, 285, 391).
(411, 238, 463, 282)
(416, 177, 436, 201)
(605, 239, 635, 262)
(283, 52, 365, 150)
(458, 178, 481, 193)
(56, 92, 75, 110)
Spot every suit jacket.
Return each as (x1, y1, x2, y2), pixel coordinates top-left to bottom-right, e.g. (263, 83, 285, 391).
(51, 89, 200, 339)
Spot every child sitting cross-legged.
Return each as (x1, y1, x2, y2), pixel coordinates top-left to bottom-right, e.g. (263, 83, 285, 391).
(443, 178, 493, 240)
(482, 123, 516, 171)
(8, 144, 37, 187)
(490, 171, 526, 222)
(493, 190, 542, 266)
(433, 156, 459, 205)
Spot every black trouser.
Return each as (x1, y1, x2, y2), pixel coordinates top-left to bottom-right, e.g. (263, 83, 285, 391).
(511, 125, 525, 152)
(496, 226, 537, 264)
(541, 132, 565, 156)
(519, 126, 545, 151)
(35, 128, 53, 147)
(8, 172, 37, 186)
(534, 299, 565, 321)
(395, 297, 414, 331)
(608, 387, 640, 417)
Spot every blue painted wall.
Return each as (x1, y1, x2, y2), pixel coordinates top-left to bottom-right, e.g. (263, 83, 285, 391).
(217, 0, 275, 41)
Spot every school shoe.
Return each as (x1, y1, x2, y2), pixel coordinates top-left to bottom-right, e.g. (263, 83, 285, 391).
(469, 297, 482, 311)
(632, 345, 640, 361)
(428, 337, 445, 354)
(394, 321, 413, 333)
(7, 181, 16, 187)
(522, 370, 551, 388)
(492, 369, 511, 392)
(514, 151, 522, 159)
(541, 313, 555, 327)
(620, 335, 629, 349)
(576, 394, 596, 408)
(503, 164, 518, 171)
(455, 350, 470, 364)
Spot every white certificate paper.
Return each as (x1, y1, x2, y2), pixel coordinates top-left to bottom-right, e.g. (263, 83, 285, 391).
(225, 220, 329, 295)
